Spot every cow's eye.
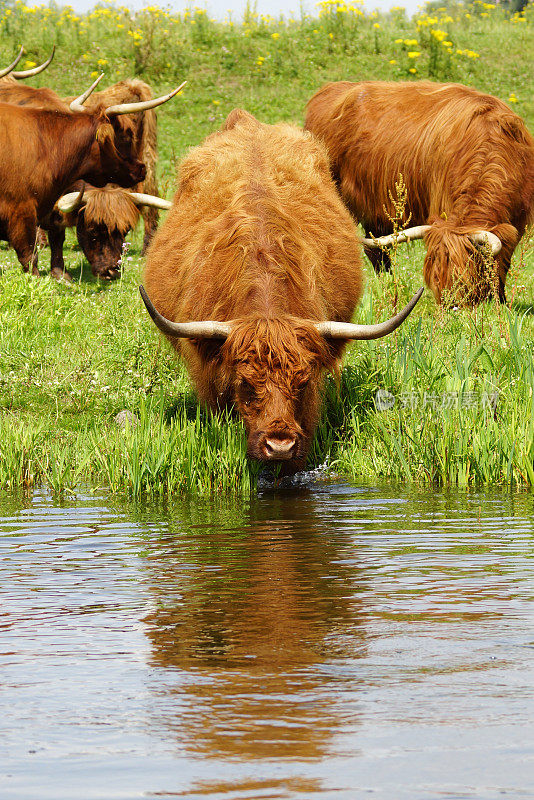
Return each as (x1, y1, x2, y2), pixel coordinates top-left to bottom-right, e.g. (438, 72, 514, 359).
(240, 380, 255, 404)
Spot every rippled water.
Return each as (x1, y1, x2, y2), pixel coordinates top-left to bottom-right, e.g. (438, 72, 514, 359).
(1, 483, 533, 799)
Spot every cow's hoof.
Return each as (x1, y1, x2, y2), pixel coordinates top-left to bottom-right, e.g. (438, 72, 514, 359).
(51, 267, 73, 284)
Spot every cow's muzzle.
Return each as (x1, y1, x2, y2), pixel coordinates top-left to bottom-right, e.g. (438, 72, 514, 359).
(263, 435, 297, 461)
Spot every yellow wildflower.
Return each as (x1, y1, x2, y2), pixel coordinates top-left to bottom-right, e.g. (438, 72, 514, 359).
(408, 51, 420, 58)
(409, 67, 417, 73)
(389, 59, 397, 64)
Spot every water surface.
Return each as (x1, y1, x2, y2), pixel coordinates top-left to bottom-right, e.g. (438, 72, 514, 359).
(1, 483, 533, 799)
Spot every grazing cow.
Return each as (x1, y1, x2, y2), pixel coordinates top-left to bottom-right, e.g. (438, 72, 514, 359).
(71, 79, 162, 254)
(305, 80, 534, 304)
(53, 183, 170, 279)
(141, 109, 422, 473)
(0, 75, 182, 279)
(0, 76, 150, 274)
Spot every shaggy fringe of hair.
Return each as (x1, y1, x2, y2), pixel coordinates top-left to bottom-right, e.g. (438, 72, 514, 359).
(83, 187, 140, 234)
(423, 219, 518, 303)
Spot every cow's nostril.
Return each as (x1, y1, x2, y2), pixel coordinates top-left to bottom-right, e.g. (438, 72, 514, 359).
(264, 437, 296, 460)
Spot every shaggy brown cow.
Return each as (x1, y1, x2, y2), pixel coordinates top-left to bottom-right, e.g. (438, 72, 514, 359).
(0, 77, 148, 274)
(305, 80, 534, 304)
(65, 79, 162, 254)
(50, 78, 179, 280)
(0, 75, 181, 279)
(141, 109, 422, 473)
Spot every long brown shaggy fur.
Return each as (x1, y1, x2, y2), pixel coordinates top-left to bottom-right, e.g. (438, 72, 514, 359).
(0, 81, 68, 111)
(305, 80, 534, 304)
(145, 108, 364, 470)
(82, 186, 140, 235)
(74, 79, 159, 251)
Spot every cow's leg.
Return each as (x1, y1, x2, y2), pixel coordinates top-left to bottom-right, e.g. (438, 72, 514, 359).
(36, 228, 48, 249)
(48, 225, 72, 283)
(363, 225, 392, 273)
(496, 256, 510, 304)
(8, 211, 39, 276)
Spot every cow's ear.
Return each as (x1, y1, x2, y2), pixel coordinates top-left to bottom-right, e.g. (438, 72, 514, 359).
(192, 338, 226, 365)
(95, 122, 114, 145)
(223, 108, 256, 131)
(319, 337, 347, 369)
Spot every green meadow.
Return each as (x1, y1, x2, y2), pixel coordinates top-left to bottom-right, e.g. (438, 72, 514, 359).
(0, 0, 533, 494)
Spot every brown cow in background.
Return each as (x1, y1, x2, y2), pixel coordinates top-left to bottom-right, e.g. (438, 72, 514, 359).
(305, 80, 534, 304)
(0, 62, 179, 279)
(141, 109, 421, 473)
(54, 183, 170, 279)
(0, 77, 148, 274)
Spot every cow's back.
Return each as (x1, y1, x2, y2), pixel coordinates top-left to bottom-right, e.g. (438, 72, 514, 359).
(0, 82, 67, 111)
(145, 108, 363, 331)
(305, 80, 534, 232)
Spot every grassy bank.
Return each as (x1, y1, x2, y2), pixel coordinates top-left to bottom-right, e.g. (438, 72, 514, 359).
(0, 0, 533, 494)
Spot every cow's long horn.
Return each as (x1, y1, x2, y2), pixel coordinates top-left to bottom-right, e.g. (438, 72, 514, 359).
(0, 45, 24, 78)
(360, 226, 430, 248)
(69, 73, 105, 112)
(139, 286, 232, 339)
(362, 225, 502, 254)
(128, 193, 172, 210)
(57, 186, 85, 214)
(105, 81, 187, 117)
(11, 46, 55, 79)
(469, 231, 502, 255)
(315, 288, 424, 340)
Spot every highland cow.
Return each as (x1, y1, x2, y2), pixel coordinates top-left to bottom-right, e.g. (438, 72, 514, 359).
(305, 80, 534, 304)
(141, 109, 421, 473)
(0, 76, 150, 274)
(0, 74, 181, 279)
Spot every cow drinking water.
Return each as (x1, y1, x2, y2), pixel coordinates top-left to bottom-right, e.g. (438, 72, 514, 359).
(141, 109, 422, 473)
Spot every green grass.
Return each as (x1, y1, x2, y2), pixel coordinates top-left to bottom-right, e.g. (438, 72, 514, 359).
(0, 0, 533, 494)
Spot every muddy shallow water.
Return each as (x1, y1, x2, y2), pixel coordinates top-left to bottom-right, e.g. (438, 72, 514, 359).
(1, 482, 533, 799)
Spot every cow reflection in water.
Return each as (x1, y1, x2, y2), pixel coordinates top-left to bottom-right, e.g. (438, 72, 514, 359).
(141, 493, 367, 792)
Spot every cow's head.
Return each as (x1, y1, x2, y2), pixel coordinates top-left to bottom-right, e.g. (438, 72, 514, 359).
(361, 222, 505, 305)
(70, 75, 186, 191)
(139, 286, 423, 473)
(57, 189, 171, 279)
(223, 318, 335, 468)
